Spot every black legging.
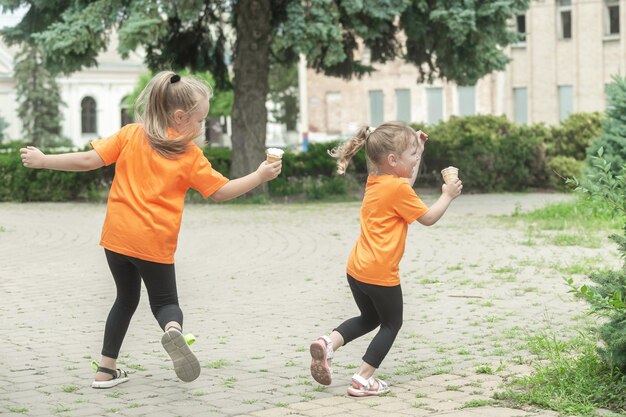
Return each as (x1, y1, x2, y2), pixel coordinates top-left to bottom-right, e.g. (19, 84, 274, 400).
(101, 249, 183, 359)
(335, 274, 403, 368)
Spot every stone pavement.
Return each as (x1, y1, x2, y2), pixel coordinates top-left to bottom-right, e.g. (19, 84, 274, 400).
(0, 193, 614, 417)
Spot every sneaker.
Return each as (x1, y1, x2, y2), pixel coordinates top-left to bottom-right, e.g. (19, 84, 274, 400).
(346, 373, 390, 397)
(310, 335, 333, 385)
(161, 327, 201, 382)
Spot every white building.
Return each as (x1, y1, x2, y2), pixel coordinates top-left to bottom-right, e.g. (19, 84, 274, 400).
(0, 33, 146, 147)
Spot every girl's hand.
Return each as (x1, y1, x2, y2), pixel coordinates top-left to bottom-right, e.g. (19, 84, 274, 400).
(256, 160, 282, 182)
(20, 146, 46, 169)
(442, 178, 463, 199)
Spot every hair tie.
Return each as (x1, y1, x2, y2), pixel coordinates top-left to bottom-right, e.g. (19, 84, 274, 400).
(170, 74, 181, 84)
(365, 126, 375, 140)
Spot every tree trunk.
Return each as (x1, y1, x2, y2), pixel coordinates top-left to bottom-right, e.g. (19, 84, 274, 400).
(231, 0, 271, 195)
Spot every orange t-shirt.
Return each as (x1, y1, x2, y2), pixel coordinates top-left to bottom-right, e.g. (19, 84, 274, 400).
(91, 123, 229, 264)
(347, 175, 429, 286)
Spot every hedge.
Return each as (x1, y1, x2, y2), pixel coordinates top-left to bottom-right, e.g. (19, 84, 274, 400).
(0, 112, 602, 201)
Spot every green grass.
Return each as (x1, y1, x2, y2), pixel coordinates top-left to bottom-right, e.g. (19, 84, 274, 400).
(496, 333, 626, 416)
(510, 197, 622, 232)
(223, 376, 237, 388)
(553, 257, 602, 275)
(462, 399, 496, 408)
(475, 364, 494, 374)
(203, 359, 230, 369)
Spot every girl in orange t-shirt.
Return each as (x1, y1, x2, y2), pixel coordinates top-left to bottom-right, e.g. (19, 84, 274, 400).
(20, 71, 282, 389)
(309, 122, 462, 396)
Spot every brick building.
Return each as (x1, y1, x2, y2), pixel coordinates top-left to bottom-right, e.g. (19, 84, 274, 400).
(304, 0, 626, 140)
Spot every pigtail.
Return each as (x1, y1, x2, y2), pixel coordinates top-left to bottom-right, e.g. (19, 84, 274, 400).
(328, 126, 370, 175)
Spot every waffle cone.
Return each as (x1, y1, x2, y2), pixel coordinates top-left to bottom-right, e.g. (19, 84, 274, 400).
(441, 167, 459, 184)
(266, 154, 282, 164)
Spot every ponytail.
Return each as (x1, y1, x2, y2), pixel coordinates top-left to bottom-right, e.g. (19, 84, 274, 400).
(135, 71, 212, 158)
(328, 126, 371, 175)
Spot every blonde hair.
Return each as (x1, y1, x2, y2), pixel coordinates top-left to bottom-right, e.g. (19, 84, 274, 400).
(135, 71, 212, 158)
(328, 121, 418, 174)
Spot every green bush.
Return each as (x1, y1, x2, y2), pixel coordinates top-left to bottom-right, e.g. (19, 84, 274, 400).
(413, 115, 548, 191)
(0, 142, 358, 202)
(203, 147, 231, 177)
(566, 149, 626, 371)
(0, 153, 104, 202)
(546, 156, 583, 191)
(548, 112, 603, 160)
(0, 111, 606, 201)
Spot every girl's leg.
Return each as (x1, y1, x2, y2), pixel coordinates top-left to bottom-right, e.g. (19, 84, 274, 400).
(347, 282, 402, 396)
(310, 275, 379, 385)
(132, 258, 199, 382)
(358, 282, 403, 370)
(328, 330, 344, 352)
(97, 250, 142, 381)
(334, 275, 382, 345)
(131, 258, 183, 330)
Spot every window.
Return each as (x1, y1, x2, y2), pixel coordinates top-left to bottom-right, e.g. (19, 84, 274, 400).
(395, 89, 411, 123)
(457, 86, 476, 116)
(369, 90, 384, 127)
(325, 92, 342, 133)
(558, 85, 573, 121)
(605, 0, 620, 35)
(516, 14, 526, 42)
(558, 0, 572, 39)
(426, 87, 443, 124)
(120, 96, 132, 127)
(513, 87, 528, 124)
(81, 96, 97, 134)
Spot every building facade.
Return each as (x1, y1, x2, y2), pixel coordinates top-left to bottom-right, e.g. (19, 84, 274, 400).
(0, 34, 146, 147)
(304, 0, 626, 140)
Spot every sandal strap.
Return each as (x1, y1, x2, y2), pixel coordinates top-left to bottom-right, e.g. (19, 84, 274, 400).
(319, 336, 334, 359)
(96, 366, 127, 379)
(351, 373, 369, 388)
(369, 377, 388, 392)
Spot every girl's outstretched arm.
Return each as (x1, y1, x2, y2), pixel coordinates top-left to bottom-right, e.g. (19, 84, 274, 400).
(20, 146, 105, 171)
(210, 160, 281, 202)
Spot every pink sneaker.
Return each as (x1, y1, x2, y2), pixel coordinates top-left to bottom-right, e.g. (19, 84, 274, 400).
(309, 335, 333, 385)
(347, 373, 390, 397)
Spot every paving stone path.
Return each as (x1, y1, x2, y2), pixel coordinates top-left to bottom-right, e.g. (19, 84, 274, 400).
(1, 193, 618, 417)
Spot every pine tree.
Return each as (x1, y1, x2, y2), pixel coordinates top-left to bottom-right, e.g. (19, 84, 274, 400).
(587, 75, 626, 173)
(0, 114, 7, 142)
(13, 44, 65, 148)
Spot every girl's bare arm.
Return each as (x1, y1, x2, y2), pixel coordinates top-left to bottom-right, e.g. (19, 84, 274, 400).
(20, 146, 104, 171)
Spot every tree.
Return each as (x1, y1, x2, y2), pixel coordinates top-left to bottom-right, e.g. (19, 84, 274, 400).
(13, 44, 66, 148)
(0, 0, 528, 189)
(268, 61, 299, 132)
(0, 113, 7, 142)
(586, 75, 626, 174)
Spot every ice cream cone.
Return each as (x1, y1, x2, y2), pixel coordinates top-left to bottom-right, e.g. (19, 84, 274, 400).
(266, 148, 284, 164)
(441, 166, 459, 184)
